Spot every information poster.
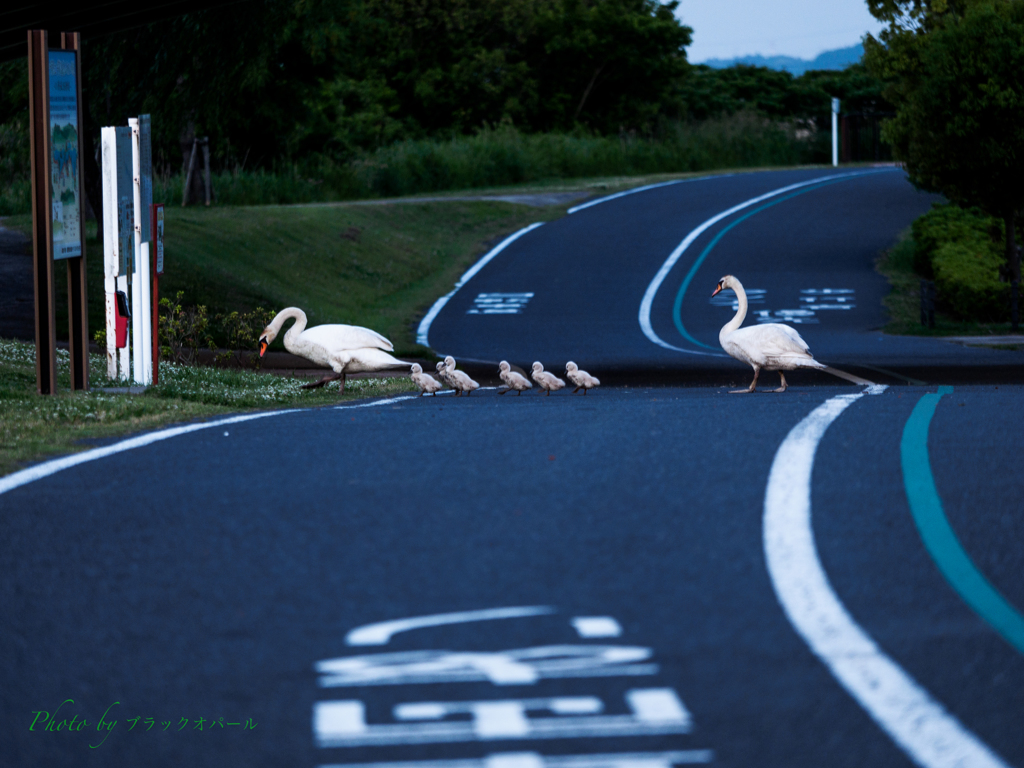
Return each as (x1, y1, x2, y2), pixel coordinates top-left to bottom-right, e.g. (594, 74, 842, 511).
(48, 50, 81, 260)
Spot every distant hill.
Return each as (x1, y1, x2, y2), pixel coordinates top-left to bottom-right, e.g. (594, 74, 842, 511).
(700, 44, 864, 76)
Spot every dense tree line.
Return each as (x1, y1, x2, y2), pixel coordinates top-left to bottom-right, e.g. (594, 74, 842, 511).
(0, 0, 890, 205)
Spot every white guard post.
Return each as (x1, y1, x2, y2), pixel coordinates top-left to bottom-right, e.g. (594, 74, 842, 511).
(831, 97, 840, 167)
(101, 126, 134, 380)
(129, 116, 154, 384)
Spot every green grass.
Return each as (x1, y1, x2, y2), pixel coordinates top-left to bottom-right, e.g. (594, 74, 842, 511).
(0, 337, 416, 478)
(877, 228, 1019, 336)
(2, 199, 566, 357)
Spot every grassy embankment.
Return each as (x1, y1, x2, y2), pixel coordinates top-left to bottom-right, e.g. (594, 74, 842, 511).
(877, 229, 1019, 337)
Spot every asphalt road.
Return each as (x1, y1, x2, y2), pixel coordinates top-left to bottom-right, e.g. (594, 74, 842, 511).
(2, 168, 1022, 768)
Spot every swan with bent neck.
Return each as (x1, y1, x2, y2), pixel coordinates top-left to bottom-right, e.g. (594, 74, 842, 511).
(258, 307, 412, 394)
(712, 275, 871, 393)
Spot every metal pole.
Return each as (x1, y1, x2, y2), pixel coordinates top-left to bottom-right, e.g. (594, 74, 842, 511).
(202, 137, 211, 206)
(62, 31, 88, 391)
(182, 137, 197, 206)
(28, 30, 56, 395)
(831, 98, 840, 167)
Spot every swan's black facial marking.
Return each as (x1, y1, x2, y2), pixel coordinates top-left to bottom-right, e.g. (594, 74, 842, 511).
(711, 281, 724, 298)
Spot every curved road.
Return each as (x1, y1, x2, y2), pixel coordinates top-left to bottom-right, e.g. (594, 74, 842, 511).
(2, 168, 1022, 768)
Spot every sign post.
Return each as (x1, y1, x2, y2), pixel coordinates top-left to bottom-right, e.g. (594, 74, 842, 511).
(101, 126, 134, 380)
(28, 30, 89, 394)
(151, 203, 164, 384)
(831, 98, 840, 168)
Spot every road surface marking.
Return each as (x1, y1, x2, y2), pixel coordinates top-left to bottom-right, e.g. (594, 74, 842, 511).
(468, 293, 535, 314)
(901, 386, 1024, 655)
(567, 175, 730, 214)
(318, 645, 656, 687)
(572, 616, 622, 637)
(318, 749, 714, 768)
(417, 223, 544, 347)
(764, 386, 1009, 768)
(668, 179, 874, 349)
(346, 606, 556, 646)
(0, 395, 428, 499)
(638, 169, 892, 354)
(313, 688, 691, 747)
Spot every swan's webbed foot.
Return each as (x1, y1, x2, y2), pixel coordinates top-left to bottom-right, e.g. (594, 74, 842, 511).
(773, 372, 788, 393)
(498, 386, 509, 395)
(730, 368, 759, 394)
(573, 386, 582, 394)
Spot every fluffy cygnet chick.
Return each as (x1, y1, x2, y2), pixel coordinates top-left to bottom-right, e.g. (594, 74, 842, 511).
(565, 361, 600, 395)
(436, 360, 455, 390)
(410, 363, 443, 396)
(445, 355, 480, 396)
(531, 361, 565, 396)
(497, 360, 532, 395)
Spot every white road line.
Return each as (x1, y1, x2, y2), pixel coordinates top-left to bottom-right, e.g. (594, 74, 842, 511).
(567, 176, 730, 214)
(416, 222, 545, 347)
(346, 606, 557, 646)
(0, 395, 423, 498)
(763, 387, 1010, 768)
(638, 170, 884, 355)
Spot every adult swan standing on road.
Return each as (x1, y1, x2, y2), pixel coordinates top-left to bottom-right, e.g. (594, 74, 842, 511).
(258, 307, 412, 394)
(711, 275, 871, 393)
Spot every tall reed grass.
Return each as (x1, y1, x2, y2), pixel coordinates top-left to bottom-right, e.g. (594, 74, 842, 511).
(4, 112, 816, 214)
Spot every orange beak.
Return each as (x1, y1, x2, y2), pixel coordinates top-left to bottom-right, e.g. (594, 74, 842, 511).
(259, 340, 268, 358)
(711, 284, 723, 298)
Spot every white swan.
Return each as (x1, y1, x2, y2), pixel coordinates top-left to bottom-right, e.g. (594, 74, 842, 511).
(410, 363, 443, 396)
(711, 275, 872, 393)
(259, 307, 412, 394)
(498, 360, 532, 395)
(435, 360, 455, 390)
(444, 355, 480, 396)
(531, 361, 565, 396)
(565, 361, 600, 394)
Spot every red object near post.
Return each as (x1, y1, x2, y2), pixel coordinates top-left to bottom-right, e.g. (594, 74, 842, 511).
(115, 290, 130, 348)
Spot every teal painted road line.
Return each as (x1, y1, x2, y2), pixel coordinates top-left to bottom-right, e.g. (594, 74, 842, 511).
(901, 386, 1024, 655)
(671, 177, 853, 349)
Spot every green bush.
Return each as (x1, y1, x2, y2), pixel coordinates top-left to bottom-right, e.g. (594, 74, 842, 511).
(911, 204, 1008, 321)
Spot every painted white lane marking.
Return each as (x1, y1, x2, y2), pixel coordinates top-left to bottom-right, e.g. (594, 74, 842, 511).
(763, 387, 1010, 768)
(638, 170, 885, 354)
(572, 616, 622, 638)
(416, 222, 544, 347)
(0, 394, 430, 499)
(0, 409, 299, 498)
(468, 292, 535, 314)
(317, 645, 656, 687)
(567, 176, 730, 214)
(313, 688, 692, 747)
(345, 606, 556, 646)
(318, 749, 714, 768)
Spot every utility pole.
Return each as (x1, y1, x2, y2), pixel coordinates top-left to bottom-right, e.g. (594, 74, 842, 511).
(831, 98, 840, 168)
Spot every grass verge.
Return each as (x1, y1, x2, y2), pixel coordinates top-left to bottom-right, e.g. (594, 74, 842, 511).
(877, 228, 1019, 337)
(0, 338, 416, 479)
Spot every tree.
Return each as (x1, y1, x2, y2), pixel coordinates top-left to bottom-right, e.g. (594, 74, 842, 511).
(865, 0, 1024, 326)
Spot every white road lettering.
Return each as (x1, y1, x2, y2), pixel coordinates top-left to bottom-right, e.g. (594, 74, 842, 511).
(467, 293, 535, 315)
(317, 645, 656, 687)
(571, 616, 622, 638)
(313, 688, 692, 747)
(317, 749, 715, 768)
(345, 606, 556, 646)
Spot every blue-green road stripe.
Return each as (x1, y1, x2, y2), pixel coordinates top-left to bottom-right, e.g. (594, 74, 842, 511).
(671, 177, 850, 349)
(901, 385, 1024, 655)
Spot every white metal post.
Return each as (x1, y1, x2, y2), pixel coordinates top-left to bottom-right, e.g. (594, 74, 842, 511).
(831, 97, 840, 167)
(129, 118, 148, 384)
(101, 126, 134, 381)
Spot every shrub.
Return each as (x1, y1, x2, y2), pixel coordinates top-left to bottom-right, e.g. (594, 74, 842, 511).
(911, 204, 1008, 321)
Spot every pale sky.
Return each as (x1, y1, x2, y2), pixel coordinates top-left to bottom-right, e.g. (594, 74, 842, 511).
(676, 0, 886, 62)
